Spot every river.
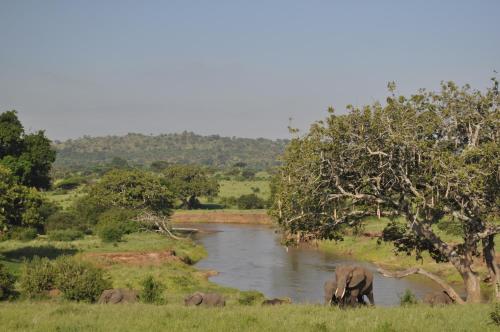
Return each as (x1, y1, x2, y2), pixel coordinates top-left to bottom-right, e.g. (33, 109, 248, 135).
(185, 223, 442, 306)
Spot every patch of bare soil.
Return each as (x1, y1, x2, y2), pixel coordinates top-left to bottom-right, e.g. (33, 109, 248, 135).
(171, 211, 272, 224)
(84, 250, 182, 266)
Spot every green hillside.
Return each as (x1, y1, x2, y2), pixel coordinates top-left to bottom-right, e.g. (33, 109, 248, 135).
(53, 132, 288, 171)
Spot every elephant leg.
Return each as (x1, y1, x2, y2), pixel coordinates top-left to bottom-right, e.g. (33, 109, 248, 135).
(357, 294, 367, 305)
(366, 290, 375, 305)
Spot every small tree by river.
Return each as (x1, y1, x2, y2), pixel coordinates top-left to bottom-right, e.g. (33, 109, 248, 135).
(270, 79, 500, 303)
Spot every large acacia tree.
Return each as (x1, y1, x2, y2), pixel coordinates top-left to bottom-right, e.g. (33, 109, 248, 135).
(270, 80, 499, 303)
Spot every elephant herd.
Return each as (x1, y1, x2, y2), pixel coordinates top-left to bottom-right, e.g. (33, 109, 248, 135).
(98, 265, 453, 308)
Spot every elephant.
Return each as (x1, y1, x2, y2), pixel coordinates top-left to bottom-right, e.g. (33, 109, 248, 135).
(334, 265, 374, 306)
(98, 289, 139, 304)
(423, 291, 454, 306)
(262, 298, 291, 306)
(184, 292, 226, 307)
(324, 278, 343, 306)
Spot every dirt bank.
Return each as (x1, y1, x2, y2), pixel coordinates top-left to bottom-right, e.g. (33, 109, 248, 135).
(171, 210, 272, 224)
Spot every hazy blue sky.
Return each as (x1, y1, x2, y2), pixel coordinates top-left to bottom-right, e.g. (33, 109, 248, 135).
(1, 1, 499, 140)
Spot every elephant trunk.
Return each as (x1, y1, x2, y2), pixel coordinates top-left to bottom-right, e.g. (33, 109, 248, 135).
(335, 282, 347, 300)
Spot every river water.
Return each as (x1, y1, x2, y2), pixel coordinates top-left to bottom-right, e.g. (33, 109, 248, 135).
(185, 223, 442, 306)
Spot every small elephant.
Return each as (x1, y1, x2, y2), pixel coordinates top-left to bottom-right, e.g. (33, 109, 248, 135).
(184, 292, 225, 307)
(98, 289, 139, 304)
(262, 298, 291, 306)
(423, 291, 454, 306)
(334, 265, 374, 307)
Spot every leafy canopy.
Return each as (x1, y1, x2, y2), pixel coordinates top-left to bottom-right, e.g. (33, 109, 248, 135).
(162, 165, 219, 209)
(0, 110, 56, 189)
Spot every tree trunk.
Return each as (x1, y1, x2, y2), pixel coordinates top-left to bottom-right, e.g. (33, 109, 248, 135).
(483, 235, 500, 301)
(462, 270, 482, 303)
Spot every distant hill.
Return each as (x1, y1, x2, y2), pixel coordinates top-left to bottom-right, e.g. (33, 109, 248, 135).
(53, 132, 288, 171)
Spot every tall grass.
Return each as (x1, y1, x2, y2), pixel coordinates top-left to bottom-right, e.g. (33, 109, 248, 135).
(0, 302, 495, 332)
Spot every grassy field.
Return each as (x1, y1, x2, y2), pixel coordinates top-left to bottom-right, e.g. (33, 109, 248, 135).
(0, 232, 244, 304)
(0, 302, 497, 331)
(218, 179, 270, 200)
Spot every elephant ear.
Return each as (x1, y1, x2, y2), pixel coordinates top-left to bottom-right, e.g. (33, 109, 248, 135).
(349, 267, 366, 288)
(192, 293, 203, 305)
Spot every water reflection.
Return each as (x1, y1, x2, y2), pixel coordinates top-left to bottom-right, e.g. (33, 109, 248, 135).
(186, 223, 442, 306)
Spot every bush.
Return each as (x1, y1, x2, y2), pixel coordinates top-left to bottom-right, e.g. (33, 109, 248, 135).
(19, 256, 55, 298)
(48, 229, 84, 241)
(96, 218, 125, 243)
(399, 289, 418, 306)
(491, 303, 500, 326)
(238, 290, 264, 305)
(140, 275, 165, 304)
(44, 211, 80, 232)
(10, 227, 38, 241)
(0, 264, 16, 300)
(98, 208, 139, 234)
(55, 176, 86, 190)
(54, 256, 111, 302)
(236, 194, 266, 209)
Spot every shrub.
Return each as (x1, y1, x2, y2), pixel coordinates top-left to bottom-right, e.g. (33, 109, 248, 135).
(10, 227, 38, 241)
(44, 211, 80, 232)
(55, 176, 86, 190)
(0, 263, 16, 300)
(19, 256, 55, 298)
(98, 208, 139, 234)
(490, 303, 500, 326)
(54, 256, 111, 302)
(236, 194, 265, 209)
(238, 290, 265, 305)
(140, 275, 165, 304)
(48, 229, 84, 241)
(399, 289, 418, 306)
(96, 218, 125, 243)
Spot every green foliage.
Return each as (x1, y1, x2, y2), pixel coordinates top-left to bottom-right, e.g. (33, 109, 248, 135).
(399, 289, 418, 306)
(236, 194, 266, 209)
(9, 227, 38, 241)
(53, 256, 111, 302)
(0, 263, 16, 300)
(19, 256, 55, 298)
(436, 218, 463, 237)
(53, 132, 287, 173)
(97, 218, 125, 243)
(0, 110, 56, 189)
(71, 195, 107, 228)
(490, 303, 500, 326)
(44, 211, 79, 232)
(162, 164, 219, 209)
(88, 169, 174, 216)
(140, 275, 165, 304)
(97, 208, 139, 234)
(54, 176, 87, 190)
(47, 229, 84, 241)
(238, 290, 265, 305)
(0, 165, 47, 232)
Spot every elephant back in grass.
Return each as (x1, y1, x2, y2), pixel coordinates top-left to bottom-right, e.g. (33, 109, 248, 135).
(423, 291, 454, 306)
(184, 292, 225, 307)
(262, 298, 291, 306)
(334, 265, 374, 306)
(98, 289, 139, 304)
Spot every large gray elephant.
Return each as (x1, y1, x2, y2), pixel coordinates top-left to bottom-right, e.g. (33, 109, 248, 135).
(334, 265, 374, 306)
(184, 292, 225, 307)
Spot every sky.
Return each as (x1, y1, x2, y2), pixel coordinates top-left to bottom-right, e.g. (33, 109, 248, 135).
(1, 1, 499, 140)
